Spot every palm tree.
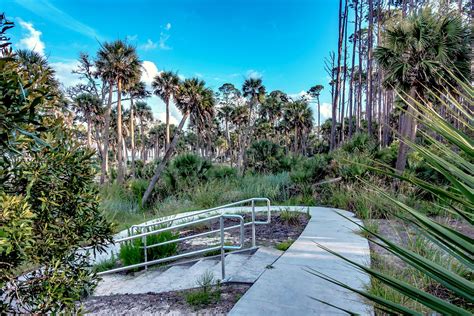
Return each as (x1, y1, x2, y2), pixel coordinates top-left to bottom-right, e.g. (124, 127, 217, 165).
(96, 40, 141, 184)
(260, 90, 288, 125)
(374, 8, 470, 172)
(73, 93, 101, 147)
(241, 78, 266, 171)
(142, 78, 214, 206)
(135, 101, 154, 162)
(124, 81, 149, 178)
(217, 105, 234, 145)
(283, 100, 314, 154)
(242, 78, 266, 123)
(152, 71, 180, 151)
(308, 85, 324, 135)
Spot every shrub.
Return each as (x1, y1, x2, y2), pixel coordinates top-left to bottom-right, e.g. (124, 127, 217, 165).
(275, 240, 294, 251)
(290, 155, 330, 195)
(207, 165, 237, 179)
(246, 140, 289, 174)
(185, 271, 221, 308)
(0, 36, 113, 314)
(118, 230, 179, 269)
(164, 154, 212, 193)
(340, 132, 378, 154)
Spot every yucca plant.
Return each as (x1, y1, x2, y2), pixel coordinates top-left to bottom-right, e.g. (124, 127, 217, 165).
(307, 76, 473, 314)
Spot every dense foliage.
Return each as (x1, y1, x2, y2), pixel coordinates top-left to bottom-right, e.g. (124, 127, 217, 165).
(0, 19, 112, 313)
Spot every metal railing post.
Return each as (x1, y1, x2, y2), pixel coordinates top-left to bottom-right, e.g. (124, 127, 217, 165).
(220, 216, 225, 280)
(143, 228, 148, 271)
(251, 199, 256, 248)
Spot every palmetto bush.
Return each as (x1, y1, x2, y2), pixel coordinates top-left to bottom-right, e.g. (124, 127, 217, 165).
(308, 78, 473, 314)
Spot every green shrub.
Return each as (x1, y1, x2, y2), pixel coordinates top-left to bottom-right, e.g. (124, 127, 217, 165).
(93, 253, 117, 273)
(0, 38, 113, 314)
(185, 271, 221, 308)
(246, 140, 289, 174)
(275, 240, 294, 251)
(340, 132, 378, 154)
(207, 165, 237, 179)
(119, 230, 179, 269)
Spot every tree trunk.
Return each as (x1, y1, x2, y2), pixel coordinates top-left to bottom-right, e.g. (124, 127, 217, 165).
(130, 97, 136, 178)
(395, 87, 418, 173)
(100, 83, 113, 184)
(366, 0, 374, 136)
(317, 95, 321, 137)
(340, 1, 348, 143)
(348, 0, 358, 139)
(117, 79, 124, 184)
(357, 0, 363, 132)
(86, 115, 92, 148)
(142, 111, 190, 206)
(165, 97, 170, 150)
(331, 0, 345, 150)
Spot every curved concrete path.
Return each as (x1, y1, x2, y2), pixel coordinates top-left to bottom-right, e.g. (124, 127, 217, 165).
(230, 206, 372, 315)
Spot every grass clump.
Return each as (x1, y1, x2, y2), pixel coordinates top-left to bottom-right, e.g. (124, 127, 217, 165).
(93, 253, 117, 273)
(185, 271, 221, 308)
(275, 239, 294, 251)
(280, 208, 301, 225)
(119, 230, 179, 269)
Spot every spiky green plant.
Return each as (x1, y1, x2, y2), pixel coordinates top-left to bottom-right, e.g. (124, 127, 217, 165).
(307, 77, 473, 314)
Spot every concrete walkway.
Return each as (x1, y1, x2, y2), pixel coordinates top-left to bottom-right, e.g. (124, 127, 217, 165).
(230, 207, 372, 315)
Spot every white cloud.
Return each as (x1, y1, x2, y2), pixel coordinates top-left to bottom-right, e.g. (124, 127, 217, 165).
(50, 60, 82, 87)
(159, 32, 171, 50)
(139, 39, 158, 51)
(165, 23, 171, 30)
(289, 90, 310, 101)
(246, 69, 262, 79)
(319, 102, 332, 121)
(141, 60, 160, 86)
(17, 19, 45, 55)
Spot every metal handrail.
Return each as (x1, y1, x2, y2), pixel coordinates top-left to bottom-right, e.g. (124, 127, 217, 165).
(131, 197, 271, 234)
(97, 213, 245, 279)
(96, 198, 272, 279)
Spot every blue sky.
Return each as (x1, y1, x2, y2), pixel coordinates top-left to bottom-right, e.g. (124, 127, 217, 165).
(4, 0, 339, 124)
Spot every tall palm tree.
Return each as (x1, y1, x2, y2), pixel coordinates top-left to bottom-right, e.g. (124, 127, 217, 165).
(96, 40, 141, 184)
(142, 78, 214, 206)
(73, 93, 101, 147)
(152, 71, 180, 151)
(135, 101, 154, 162)
(308, 85, 324, 135)
(283, 100, 314, 154)
(241, 78, 265, 171)
(375, 8, 470, 172)
(124, 81, 149, 178)
(242, 78, 266, 123)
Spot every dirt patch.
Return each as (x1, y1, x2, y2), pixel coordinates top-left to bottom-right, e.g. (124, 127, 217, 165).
(178, 210, 310, 253)
(81, 284, 249, 315)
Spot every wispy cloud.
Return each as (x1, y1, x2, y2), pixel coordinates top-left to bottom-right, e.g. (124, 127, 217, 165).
(165, 22, 172, 31)
(17, 19, 45, 55)
(15, 0, 101, 39)
(139, 39, 158, 51)
(246, 69, 263, 79)
(159, 32, 171, 50)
